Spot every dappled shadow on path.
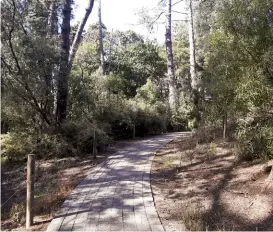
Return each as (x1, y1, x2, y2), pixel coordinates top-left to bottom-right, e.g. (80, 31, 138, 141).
(46, 132, 186, 231)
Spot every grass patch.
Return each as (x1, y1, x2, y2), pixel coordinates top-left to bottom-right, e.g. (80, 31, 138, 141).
(161, 156, 177, 169)
(180, 201, 207, 231)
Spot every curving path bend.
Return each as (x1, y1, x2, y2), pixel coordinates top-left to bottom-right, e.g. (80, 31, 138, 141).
(46, 132, 186, 231)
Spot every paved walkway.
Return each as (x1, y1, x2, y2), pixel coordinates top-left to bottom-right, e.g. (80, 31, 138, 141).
(47, 132, 185, 231)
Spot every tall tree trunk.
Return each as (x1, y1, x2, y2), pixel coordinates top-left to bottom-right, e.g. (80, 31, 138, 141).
(68, 0, 95, 71)
(108, 28, 114, 74)
(46, 1, 58, 120)
(188, 0, 201, 123)
(47, 1, 58, 36)
(56, 0, 71, 124)
(188, 0, 197, 90)
(165, 0, 177, 111)
(98, 0, 105, 74)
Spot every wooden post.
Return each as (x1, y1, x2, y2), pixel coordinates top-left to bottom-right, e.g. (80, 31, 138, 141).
(267, 160, 273, 181)
(132, 123, 135, 140)
(222, 112, 227, 139)
(93, 129, 97, 159)
(26, 154, 35, 228)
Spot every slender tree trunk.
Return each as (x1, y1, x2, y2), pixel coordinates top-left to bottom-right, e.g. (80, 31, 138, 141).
(188, 0, 201, 123)
(47, 1, 58, 36)
(68, 0, 95, 71)
(222, 112, 227, 139)
(188, 0, 197, 90)
(165, 0, 177, 111)
(98, 0, 105, 74)
(108, 28, 113, 74)
(56, 0, 71, 124)
(46, 1, 58, 120)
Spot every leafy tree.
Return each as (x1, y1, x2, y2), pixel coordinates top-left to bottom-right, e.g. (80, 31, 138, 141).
(1, 0, 61, 128)
(201, 0, 273, 159)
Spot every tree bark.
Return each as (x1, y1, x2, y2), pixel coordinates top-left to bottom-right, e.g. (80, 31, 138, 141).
(188, 0, 201, 123)
(56, 0, 71, 124)
(47, 1, 58, 36)
(68, 0, 95, 71)
(98, 0, 105, 74)
(108, 29, 114, 74)
(165, 0, 177, 111)
(188, 0, 197, 90)
(46, 1, 58, 119)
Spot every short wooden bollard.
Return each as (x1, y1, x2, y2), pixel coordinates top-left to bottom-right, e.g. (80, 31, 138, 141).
(93, 129, 97, 159)
(132, 123, 136, 139)
(26, 154, 35, 228)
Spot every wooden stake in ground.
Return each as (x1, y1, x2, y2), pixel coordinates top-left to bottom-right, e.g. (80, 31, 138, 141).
(26, 154, 35, 228)
(132, 123, 136, 139)
(267, 161, 273, 181)
(93, 129, 97, 159)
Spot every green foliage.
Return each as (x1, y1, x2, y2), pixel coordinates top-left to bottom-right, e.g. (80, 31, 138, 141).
(188, 118, 197, 130)
(106, 74, 126, 94)
(235, 76, 273, 160)
(74, 43, 100, 74)
(200, 0, 273, 160)
(0, 1, 186, 164)
(1, 132, 75, 162)
(134, 100, 168, 136)
(136, 79, 161, 104)
(109, 41, 166, 97)
(209, 142, 217, 155)
(69, 66, 169, 141)
(1, 120, 113, 163)
(236, 120, 273, 161)
(173, 22, 190, 79)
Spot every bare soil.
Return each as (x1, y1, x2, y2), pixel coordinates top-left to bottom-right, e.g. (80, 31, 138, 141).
(1, 139, 133, 231)
(151, 135, 273, 231)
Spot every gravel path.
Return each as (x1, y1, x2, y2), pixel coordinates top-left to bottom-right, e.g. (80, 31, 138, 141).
(46, 132, 185, 231)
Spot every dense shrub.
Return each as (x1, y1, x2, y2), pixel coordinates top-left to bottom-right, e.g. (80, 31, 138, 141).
(1, 95, 173, 163)
(1, 68, 189, 163)
(236, 117, 273, 161)
(1, 132, 75, 163)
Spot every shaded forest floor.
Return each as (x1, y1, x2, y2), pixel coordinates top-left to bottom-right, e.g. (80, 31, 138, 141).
(1, 139, 134, 231)
(151, 135, 273, 231)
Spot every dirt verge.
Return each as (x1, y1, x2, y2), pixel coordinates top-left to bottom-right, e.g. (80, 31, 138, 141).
(151, 135, 273, 231)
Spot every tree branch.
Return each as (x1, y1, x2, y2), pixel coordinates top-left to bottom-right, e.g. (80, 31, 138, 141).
(68, 0, 95, 71)
(4, 0, 52, 125)
(152, 11, 165, 24)
(8, 0, 22, 75)
(172, 10, 188, 15)
(1, 57, 14, 75)
(172, 0, 184, 7)
(126, 11, 165, 27)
